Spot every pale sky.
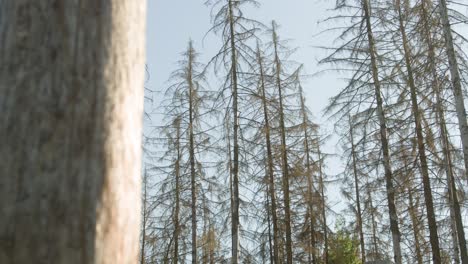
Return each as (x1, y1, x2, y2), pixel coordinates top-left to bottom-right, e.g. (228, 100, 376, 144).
(145, 0, 354, 217)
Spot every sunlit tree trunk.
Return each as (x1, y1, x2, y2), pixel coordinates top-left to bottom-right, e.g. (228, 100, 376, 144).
(0, 1, 146, 263)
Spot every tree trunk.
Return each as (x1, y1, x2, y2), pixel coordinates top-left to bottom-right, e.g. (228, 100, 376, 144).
(438, 0, 468, 187)
(395, 2, 441, 262)
(362, 1, 403, 262)
(317, 147, 329, 264)
(257, 45, 280, 264)
(271, 21, 293, 264)
(228, 1, 240, 262)
(141, 168, 148, 264)
(299, 86, 318, 264)
(0, 1, 145, 263)
(349, 117, 366, 264)
(187, 41, 198, 264)
(174, 118, 182, 264)
(407, 186, 424, 264)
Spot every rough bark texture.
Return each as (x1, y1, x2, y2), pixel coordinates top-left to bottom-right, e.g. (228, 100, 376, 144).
(362, 0, 403, 263)
(0, 1, 146, 264)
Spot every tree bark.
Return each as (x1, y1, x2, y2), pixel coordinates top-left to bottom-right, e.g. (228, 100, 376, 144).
(362, 0, 403, 262)
(0, 1, 146, 264)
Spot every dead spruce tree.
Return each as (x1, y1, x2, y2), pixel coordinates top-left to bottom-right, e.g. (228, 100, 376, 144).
(206, 0, 262, 262)
(321, 0, 403, 262)
(0, 1, 146, 263)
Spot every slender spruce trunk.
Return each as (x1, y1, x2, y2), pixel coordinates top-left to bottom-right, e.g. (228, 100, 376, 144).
(317, 146, 329, 264)
(271, 21, 293, 264)
(299, 86, 318, 264)
(257, 45, 280, 264)
(174, 118, 182, 264)
(227, 1, 240, 262)
(349, 117, 366, 263)
(438, 0, 468, 187)
(187, 41, 198, 264)
(396, 2, 441, 261)
(362, 1, 403, 262)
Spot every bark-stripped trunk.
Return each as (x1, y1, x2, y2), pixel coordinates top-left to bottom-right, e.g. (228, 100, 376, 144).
(438, 0, 468, 187)
(0, 1, 145, 263)
(299, 86, 318, 264)
(395, 2, 441, 262)
(174, 118, 182, 264)
(271, 21, 293, 264)
(187, 41, 198, 264)
(362, 1, 403, 262)
(227, 1, 240, 262)
(257, 46, 280, 264)
(349, 118, 366, 264)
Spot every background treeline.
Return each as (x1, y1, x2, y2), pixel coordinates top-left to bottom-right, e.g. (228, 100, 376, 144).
(140, 0, 468, 263)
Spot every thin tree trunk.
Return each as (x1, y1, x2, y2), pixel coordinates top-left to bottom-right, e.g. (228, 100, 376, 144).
(228, 1, 240, 262)
(438, 0, 468, 187)
(368, 190, 379, 260)
(395, 2, 441, 262)
(271, 21, 293, 264)
(349, 117, 366, 264)
(141, 168, 148, 264)
(174, 118, 182, 264)
(433, 0, 468, 261)
(407, 186, 424, 264)
(317, 147, 329, 264)
(299, 85, 318, 264)
(257, 45, 280, 264)
(187, 41, 198, 264)
(0, 1, 145, 263)
(362, 1, 403, 262)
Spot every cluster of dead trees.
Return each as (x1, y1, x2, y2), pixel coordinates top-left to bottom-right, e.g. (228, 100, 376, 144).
(324, 0, 468, 263)
(141, 0, 468, 263)
(141, 1, 331, 263)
